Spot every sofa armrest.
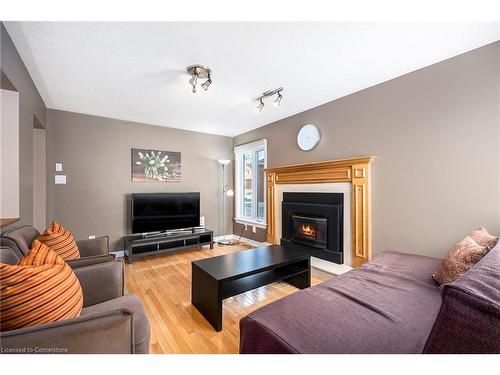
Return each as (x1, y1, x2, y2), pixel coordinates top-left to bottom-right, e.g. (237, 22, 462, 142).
(0, 309, 135, 354)
(67, 254, 115, 269)
(76, 235, 109, 257)
(74, 260, 124, 307)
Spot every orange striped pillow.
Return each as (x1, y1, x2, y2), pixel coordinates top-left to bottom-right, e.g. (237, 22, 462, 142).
(36, 221, 80, 260)
(0, 240, 83, 331)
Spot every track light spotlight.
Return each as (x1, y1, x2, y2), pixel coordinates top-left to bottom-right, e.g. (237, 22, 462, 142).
(201, 75, 212, 91)
(273, 92, 283, 107)
(190, 74, 198, 93)
(255, 98, 265, 113)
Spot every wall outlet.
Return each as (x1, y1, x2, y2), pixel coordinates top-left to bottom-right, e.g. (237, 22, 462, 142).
(55, 175, 67, 184)
(252, 226, 257, 233)
(88, 235, 96, 239)
(244, 224, 248, 231)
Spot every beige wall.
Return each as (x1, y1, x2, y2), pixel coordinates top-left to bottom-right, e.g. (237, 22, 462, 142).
(234, 41, 500, 258)
(1, 23, 47, 230)
(46, 109, 234, 251)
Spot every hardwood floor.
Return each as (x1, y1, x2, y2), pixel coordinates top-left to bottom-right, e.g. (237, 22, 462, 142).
(124, 243, 331, 354)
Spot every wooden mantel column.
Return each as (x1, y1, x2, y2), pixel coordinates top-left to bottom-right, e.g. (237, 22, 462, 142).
(265, 156, 376, 267)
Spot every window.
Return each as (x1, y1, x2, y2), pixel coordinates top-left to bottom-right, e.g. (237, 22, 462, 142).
(234, 139, 267, 228)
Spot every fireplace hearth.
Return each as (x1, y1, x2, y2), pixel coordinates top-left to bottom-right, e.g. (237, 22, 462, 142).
(281, 192, 343, 264)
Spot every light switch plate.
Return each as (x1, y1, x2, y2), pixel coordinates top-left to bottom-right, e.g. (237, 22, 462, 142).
(55, 175, 66, 184)
(88, 235, 96, 239)
(55, 162, 63, 172)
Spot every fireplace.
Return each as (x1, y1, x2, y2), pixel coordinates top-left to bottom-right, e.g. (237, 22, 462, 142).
(281, 192, 343, 264)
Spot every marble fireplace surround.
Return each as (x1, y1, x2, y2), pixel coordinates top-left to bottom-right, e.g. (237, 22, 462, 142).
(265, 156, 375, 269)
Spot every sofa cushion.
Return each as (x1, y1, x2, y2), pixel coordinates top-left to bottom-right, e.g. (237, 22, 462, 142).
(240, 251, 442, 354)
(433, 236, 489, 285)
(82, 294, 151, 354)
(423, 242, 500, 353)
(470, 227, 498, 249)
(37, 221, 80, 260)
(0, 240, 83, 331)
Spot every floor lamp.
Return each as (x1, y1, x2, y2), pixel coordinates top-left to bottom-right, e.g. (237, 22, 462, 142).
(218, 159, 234, 245)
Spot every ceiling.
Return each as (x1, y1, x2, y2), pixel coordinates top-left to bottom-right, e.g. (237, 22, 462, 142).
(5, 22, 499, 137)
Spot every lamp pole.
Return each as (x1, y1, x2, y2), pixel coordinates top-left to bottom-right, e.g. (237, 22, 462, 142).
(218, 160, 233, 245)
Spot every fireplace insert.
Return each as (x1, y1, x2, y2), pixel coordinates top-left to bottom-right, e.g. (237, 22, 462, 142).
(291, 215, 327, 248)
(281, 192, 343, 264)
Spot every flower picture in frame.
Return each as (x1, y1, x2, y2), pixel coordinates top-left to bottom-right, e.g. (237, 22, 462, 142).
(131, 148, 181, 182)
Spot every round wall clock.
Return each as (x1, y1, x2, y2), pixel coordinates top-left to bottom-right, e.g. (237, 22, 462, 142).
(297, 124, 320, 151)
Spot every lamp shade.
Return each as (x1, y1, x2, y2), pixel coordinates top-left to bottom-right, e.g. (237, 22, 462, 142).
(218, 159, 231, 166)
(226, 188, 234, 197)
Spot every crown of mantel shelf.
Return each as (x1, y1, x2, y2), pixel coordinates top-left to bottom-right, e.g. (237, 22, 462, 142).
(265, 156, 376, 174)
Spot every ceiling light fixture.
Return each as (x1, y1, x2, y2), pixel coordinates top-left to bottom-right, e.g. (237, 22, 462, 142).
(187, 64, 212, 94)
(255, 87, 283, 113)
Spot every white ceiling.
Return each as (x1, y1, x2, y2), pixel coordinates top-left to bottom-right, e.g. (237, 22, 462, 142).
(5, 22, 499, 137)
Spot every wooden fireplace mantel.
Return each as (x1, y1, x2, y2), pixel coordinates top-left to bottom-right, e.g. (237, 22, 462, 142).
(265, 156, 376, 268)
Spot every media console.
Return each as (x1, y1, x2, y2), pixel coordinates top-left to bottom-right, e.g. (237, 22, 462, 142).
(123, 228, 213, 263)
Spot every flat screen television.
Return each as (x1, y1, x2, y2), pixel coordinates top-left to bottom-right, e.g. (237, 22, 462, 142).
(131, 192, 200, 234)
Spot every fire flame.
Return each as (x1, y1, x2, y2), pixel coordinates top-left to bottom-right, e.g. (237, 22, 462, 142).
(300, 224, 315, 236)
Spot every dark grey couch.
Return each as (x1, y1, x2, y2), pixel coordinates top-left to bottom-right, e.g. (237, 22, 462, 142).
(1, 225, 115, 268)
(0, 246, 151, 354)
(240, 242, 500, 354)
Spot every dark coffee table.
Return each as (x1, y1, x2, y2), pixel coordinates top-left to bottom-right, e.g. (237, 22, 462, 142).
(191, 245, 311, 331)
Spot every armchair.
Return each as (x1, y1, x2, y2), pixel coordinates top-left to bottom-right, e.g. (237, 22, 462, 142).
(0, 247, 150, 354)
(0, 225, 114, 268)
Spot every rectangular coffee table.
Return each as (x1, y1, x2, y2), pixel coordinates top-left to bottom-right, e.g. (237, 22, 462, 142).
(191, 245, 311, 331)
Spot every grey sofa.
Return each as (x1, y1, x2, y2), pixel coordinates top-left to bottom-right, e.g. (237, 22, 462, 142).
(0, 225, 114, 268)
(240, 242, 500, 354)
(0, 245, 151, 354)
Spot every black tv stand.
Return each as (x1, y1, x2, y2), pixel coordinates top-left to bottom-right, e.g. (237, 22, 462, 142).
(123, 228, 213, 263)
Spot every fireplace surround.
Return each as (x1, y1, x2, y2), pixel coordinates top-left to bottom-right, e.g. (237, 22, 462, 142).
(265, 156, 375, 267)
(281, 192, 344, 264)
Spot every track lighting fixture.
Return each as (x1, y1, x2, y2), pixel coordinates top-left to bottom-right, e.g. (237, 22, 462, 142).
(255, 87, 284, 113)
(187, 64, 212, 93)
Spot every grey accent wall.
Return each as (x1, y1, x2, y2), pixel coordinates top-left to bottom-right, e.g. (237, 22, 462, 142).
(234, 41, 500, 258)
(1, 23, 47, 230)
(46, 109, 234, 251)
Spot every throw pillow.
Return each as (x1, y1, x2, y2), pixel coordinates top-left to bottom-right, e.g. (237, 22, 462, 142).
(470, 227, 498, 249)
(36, 221, 80, 260)
(0, 240, 83, 331)
(433, 236, 489, 285)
